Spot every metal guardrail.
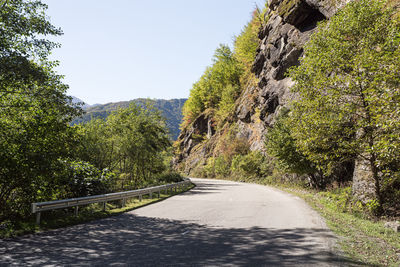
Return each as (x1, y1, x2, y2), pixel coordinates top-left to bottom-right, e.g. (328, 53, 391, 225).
(31, 178, 192, 225)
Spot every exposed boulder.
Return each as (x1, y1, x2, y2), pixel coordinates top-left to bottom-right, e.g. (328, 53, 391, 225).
(236, 87, 256, 123)
(384, 221, 400, 232)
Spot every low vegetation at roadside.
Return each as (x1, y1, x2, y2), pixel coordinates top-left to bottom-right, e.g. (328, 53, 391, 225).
(285, 186, 400, 267)
(0, 184, 194, 239)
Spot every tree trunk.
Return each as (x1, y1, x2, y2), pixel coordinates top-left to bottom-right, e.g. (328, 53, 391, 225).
(369, 154, 383, 215)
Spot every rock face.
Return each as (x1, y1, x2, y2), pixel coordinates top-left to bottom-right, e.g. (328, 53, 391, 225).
(175, 113, 213, 161)
(175, 0, 358, 181)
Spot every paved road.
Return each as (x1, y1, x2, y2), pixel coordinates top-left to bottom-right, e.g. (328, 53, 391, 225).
(0, 178, 352, 266)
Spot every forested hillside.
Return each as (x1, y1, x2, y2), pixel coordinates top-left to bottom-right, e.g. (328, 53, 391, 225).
(72, 98, 187, 140)
(175, 0, 400, 217)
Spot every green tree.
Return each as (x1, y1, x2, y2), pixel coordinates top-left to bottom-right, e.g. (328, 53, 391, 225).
(288, 0, 400, 212)
(104, 103, 171, 187)
(0, 0, 81, 220)
(76, 102, 172, 190)
(265, 109, 325, 188)
(234, 7, 268, 86)
(75, 119, 116, 171)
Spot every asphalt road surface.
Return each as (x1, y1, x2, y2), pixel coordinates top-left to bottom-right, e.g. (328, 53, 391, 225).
(0, 178, 353, 266)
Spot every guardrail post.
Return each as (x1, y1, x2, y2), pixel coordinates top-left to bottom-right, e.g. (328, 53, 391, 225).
(122, 198, 126, 207)
(150, 192, 153, 199)
(74, 206, 79, 217)
(103, 202, 107, 211)
(139, 195, 142, 202)
(36, 212, 41, 225)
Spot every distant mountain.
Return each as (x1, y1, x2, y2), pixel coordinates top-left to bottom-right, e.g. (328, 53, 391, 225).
(71, 98, 187, 140)
(70, 96, 91, 109)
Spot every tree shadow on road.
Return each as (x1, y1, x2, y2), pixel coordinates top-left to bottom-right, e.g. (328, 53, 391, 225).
(1, 213, 370, 266)
(183, 180, 243, 196)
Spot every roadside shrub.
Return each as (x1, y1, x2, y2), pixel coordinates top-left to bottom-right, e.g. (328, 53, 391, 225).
(317, 187, 383, 217)
(318, 187, 353, 213)
(231, 151, 271, 179)
(204, 157, 217, 178)
(265, 108, 317, 177)
(214, 156, 231, 178)
(381, 171, 400, 216)
(59, 160, 115, 198)
(214, 124, 250, 161)
(155, 171, 184, 184)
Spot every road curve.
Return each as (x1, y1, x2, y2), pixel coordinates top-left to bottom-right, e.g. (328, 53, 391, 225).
(0, 178, 349, 266)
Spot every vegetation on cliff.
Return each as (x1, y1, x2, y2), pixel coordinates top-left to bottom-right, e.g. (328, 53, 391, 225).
(181, 7, 267, 130)
(176, 5, 271, 179)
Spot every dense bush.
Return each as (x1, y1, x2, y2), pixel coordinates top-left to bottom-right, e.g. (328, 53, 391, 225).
(204, 156, 231, 178)
(59, 160, 115, 198)
(231, 151, 272, 179)
(265, 109, 316, 176)
(203, 151, 272, 180)
(265, 109, 331, 189)
(154, 171, 184, 184)
(381, 173, 400, 215)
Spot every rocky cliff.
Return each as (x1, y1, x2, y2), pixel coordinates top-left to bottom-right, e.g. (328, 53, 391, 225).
(175, 0, 350, 176)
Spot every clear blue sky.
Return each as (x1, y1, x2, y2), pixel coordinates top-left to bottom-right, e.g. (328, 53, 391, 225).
(43, 0, 266, 105)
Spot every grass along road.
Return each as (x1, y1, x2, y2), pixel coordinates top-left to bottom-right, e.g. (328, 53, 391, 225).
(0, 184, 194, 238)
